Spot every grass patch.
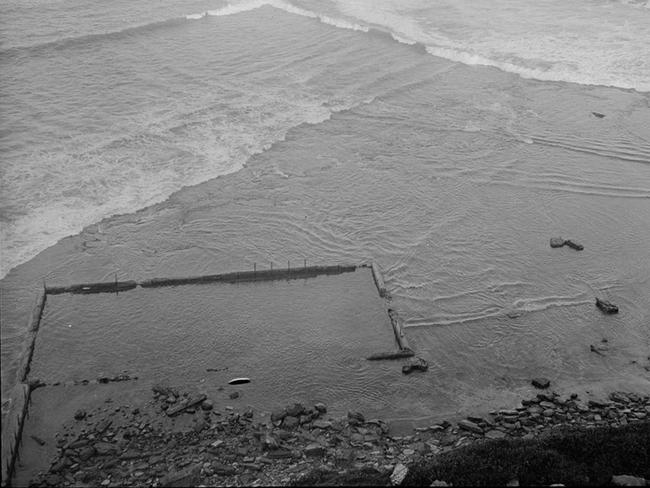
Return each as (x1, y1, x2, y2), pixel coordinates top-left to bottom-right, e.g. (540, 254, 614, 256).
(294, 422, 649, 486)
(405, 422, 649, 486)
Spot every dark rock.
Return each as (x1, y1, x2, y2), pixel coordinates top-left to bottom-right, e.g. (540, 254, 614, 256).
(550, 237, 565, 248)
(229, 391, 240, 400)
(531, 377, 551, 389)
(74, 409, 87, 421)
(30, 435, 46, 446)
(565, 239, 584, 251)
(201, 399, 213, 411)
(596, 298, 619, 314)
(304, 443, 326, 457)
(402, 357, 429, 375)
(592, 112, 605, 118)
(348, 411, 365, 425)
(314, 402, 327, 414)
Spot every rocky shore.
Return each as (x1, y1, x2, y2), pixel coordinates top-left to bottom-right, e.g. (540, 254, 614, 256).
(27, 387, 649, 487)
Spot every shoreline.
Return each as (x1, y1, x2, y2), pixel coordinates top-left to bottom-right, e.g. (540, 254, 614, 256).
(13, 386, 649, 487)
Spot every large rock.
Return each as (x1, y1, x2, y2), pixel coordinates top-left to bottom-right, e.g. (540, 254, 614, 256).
(458, 419, 483, 434)
(531, 377, 551, 389)
(402, 357, 429, 375)
(390, 463, 408, 485)
(611, 475, 648, 486)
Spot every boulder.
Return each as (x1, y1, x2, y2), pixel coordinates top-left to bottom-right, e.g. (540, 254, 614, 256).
(390, 463, 408, 486)
(611, 475, 647, 486)
(531, 377, 551, 389)
(402, 357, 429, 375)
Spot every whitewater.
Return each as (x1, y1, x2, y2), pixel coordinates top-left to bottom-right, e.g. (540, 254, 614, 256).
(2, 0, 650, 279)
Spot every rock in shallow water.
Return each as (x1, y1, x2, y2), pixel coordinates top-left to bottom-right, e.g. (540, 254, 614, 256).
(531, 377, 551, 389)
(402, 357, 429, 375)
(596, 298, 619, 314)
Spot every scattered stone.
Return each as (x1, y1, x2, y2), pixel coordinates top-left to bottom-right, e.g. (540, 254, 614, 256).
(596, 298, 619, 314)
(390, 463, 408, 485)
(531, 377, 551, 389)
(229, 391, 240, 400)
(74, 409, 87, 421)
(592, 112, 605, 118)
(550, 237, 565, 248)
(201, 399, 214, 411)
(30, 435, 46, 446)
(402, 357, 429, 375)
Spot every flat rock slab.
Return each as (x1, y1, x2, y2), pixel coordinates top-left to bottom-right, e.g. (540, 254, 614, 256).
(166, 394, 207, 417)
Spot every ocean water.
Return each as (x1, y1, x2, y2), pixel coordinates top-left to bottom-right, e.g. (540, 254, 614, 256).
(1, 0, 649, 414)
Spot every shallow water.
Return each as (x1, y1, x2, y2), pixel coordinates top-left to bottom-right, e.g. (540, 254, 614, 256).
(2, 2, 650, 415)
